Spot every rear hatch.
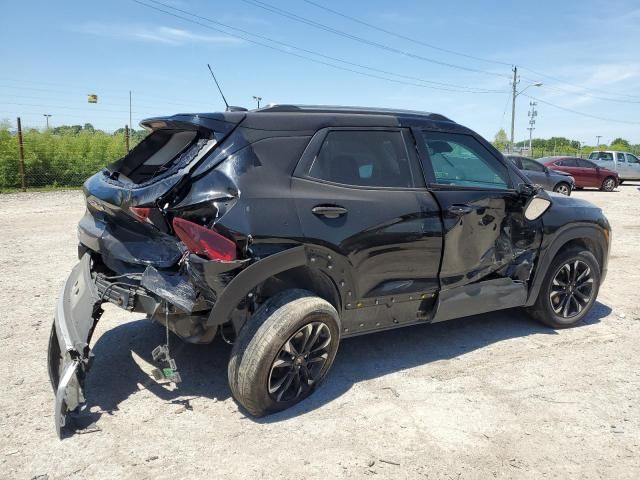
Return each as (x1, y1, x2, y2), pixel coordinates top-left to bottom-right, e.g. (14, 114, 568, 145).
(79, 113, 244, 268)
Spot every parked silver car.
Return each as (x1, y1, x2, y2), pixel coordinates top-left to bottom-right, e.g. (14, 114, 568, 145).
(503, 154, 575, 195)
(588, 151, 640, 182)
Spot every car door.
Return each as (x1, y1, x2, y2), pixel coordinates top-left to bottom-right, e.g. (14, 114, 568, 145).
(615, 152, 630, 179)
(576, 158, 603, 187)
(555, 158, 584, 185)
(589, 151, 615, 172)
(625, 153, 640, 179)
(414, 128, 542, 321)
(292, 128, 443, 333)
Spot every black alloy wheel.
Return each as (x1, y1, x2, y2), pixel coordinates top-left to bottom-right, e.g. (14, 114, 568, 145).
(549, 260, 594, 318)
(267, 321, 332, 403)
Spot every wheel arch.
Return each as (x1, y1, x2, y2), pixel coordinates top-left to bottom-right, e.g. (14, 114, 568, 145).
(525, 224, 608, 306)
(206, 245, 346, 335)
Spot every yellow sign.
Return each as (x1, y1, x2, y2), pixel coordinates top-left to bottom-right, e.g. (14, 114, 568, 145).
(87, 94, 98, 104)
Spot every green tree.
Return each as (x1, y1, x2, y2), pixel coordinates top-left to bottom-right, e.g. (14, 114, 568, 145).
(610, 137, 630, 148)
(493, 128, 508, 150)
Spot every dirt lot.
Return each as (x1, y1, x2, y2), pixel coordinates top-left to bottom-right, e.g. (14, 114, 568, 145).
(1, 186, 639, 480)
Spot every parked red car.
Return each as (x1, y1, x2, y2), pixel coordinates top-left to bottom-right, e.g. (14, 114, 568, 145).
(539, 156, 619, 191)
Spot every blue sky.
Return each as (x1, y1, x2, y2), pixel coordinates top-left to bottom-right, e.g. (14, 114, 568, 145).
(1, 0, 639, 144)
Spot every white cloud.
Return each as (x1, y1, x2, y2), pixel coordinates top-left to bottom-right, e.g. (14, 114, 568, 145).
(77, 22, 243, 46)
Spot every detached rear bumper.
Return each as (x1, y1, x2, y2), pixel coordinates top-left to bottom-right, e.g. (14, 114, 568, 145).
(48, 253, 103, 438)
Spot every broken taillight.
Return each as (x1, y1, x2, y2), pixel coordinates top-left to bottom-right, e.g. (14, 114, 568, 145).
(129, 207, 153, 223)
(172, 217, 237, 261)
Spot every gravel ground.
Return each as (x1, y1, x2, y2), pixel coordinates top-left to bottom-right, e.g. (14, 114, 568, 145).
(1, 186, 639, 480)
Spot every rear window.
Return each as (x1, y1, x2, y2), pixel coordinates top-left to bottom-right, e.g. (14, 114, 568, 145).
(110, 129, 208, 184)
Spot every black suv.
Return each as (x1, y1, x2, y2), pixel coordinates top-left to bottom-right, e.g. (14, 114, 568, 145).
(48, 105, 610, 436)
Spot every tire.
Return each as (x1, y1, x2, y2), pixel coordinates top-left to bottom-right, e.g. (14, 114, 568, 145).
(228, 289, 340, 417)
(526, 248, 600, 329)
(553, 182, 571, 196)
(601, 177, 616, 191)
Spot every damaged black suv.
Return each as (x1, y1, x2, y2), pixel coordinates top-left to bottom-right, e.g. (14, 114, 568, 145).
(48, 105, 610, 436)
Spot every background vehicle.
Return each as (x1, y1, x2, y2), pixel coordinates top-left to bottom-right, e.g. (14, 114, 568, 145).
(48, 105, 611, 436)
(540, 156, 619, 191)
(588, 151, 640, 182)
(503, 154, 574, 195)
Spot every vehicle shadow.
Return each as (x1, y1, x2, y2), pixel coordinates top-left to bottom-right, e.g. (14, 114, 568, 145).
(71, 301, 611, 432)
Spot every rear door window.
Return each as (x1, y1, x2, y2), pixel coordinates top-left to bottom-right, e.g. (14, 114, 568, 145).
(420, 131, 509, 189)
(556, 158, 577, 167)
(577, 159, 597, 169)
(616, 152, 627, 163)
(307, 130, 422, 188)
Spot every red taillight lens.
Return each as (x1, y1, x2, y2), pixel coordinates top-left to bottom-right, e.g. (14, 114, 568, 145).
(129, 207, 153, 223)
(172, 217, 237, 261)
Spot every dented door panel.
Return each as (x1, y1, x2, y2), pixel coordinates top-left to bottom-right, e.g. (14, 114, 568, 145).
(431, 189, 542, 290)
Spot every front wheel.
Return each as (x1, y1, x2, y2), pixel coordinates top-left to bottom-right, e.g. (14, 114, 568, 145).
(526, 248, 601, 328)
(601, 177, 616, 191)
(228, 289, 340, 416)
(553, 182, 571, 195)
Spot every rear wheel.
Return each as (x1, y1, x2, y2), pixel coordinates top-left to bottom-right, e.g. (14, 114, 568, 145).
(526, 248, 600, 328)
(601, 177, 616, 191)
(553, 182, 571, 195)
(228, 289, 340, 416)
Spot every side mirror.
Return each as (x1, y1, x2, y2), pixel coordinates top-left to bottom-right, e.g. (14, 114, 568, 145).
(524, 190, 553, 221)
(517, 182, 540, 198)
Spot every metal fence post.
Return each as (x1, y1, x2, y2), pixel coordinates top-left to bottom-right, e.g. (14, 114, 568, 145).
(17, 117, 26, 191)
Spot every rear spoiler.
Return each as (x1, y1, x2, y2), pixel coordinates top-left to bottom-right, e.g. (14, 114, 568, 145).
(139, 112, 246, 135)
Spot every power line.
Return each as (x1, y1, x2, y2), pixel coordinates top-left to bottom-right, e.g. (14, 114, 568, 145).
(136, 0, 507, 93)
(238, 0, 510, 79)
(522, 94, 640, 126)
(302, 0, 512, 68)
(296, 1, 640, 103)
(519, 66, 640, 101)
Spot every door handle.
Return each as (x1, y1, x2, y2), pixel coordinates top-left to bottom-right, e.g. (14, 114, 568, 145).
(448, 204, 474, 215)
(312, 205, 348, 218)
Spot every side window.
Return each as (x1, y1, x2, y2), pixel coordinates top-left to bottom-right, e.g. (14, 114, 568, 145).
(595, 152, 613, 161)
(616, 152, 626, 163)
(506, 156, 522, 169)
(307, 130, 421, 188)
(557, 158, 577, 167)
(627, 153, 640, 164)
(420, 131, 509, 189)
(521, 158, 545, 172)
(577, 159, 596, 169)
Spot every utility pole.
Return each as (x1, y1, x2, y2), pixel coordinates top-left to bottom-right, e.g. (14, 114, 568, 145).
(125, 125, 130, 153)
(43, 114, 52, 129)
(16, 117, 26, 192)
(252, 95, 262, 109)
(527, 101, 538, 154)
(510, 66, 518, 150)
(129, 90, 133, 142)
(596, 135, 602, 146)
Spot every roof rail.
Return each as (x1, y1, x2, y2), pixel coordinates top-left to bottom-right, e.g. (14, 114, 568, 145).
(256, 104, 453, 122)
